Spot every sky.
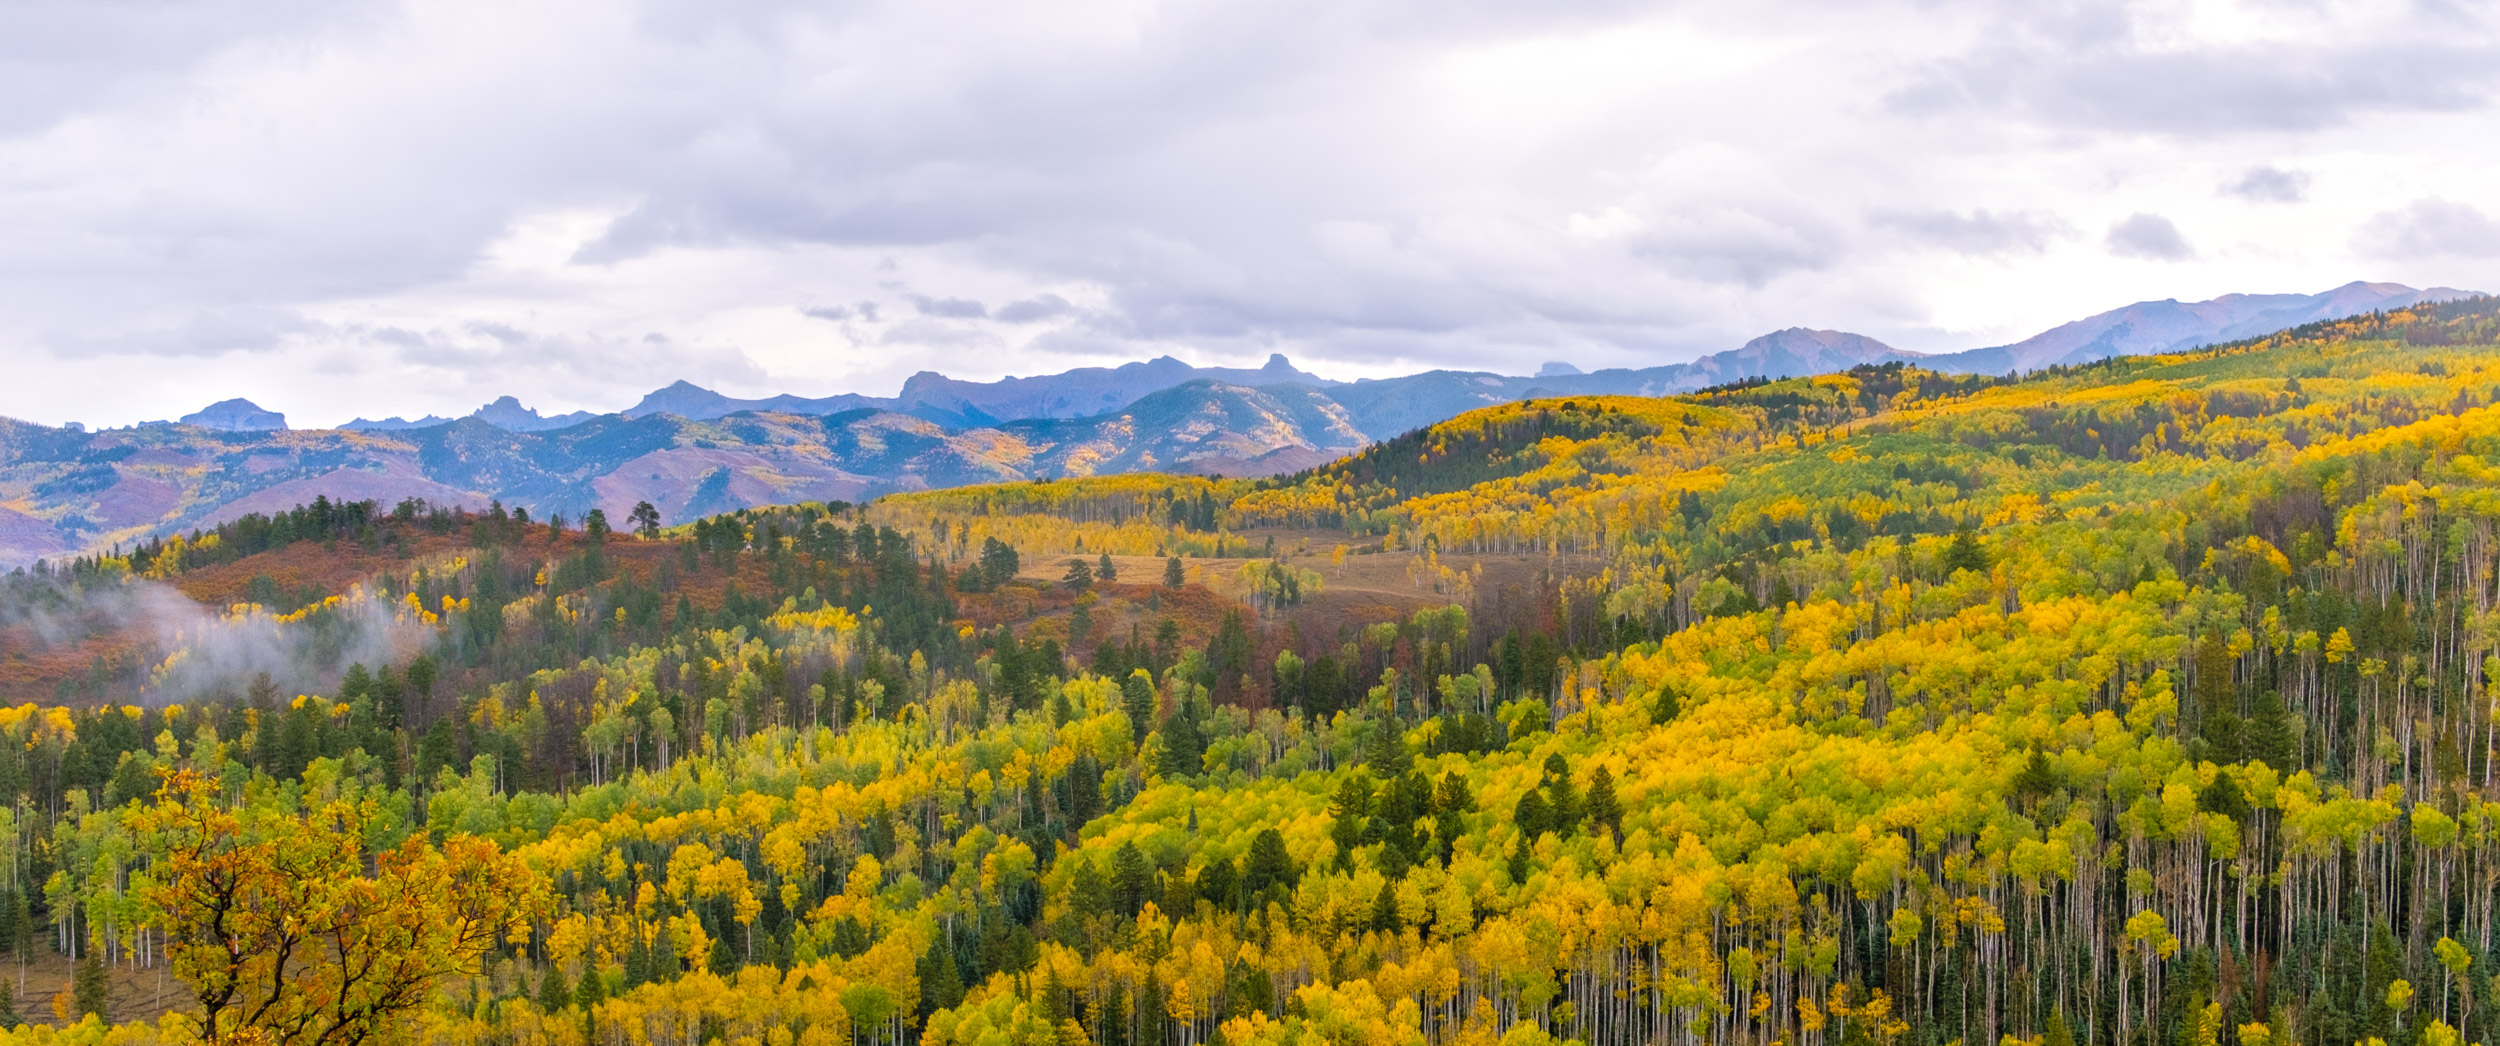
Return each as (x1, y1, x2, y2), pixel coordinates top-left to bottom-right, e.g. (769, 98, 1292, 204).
(0, 0, 2495, 429)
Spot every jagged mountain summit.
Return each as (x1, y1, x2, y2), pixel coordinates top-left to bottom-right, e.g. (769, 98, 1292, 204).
(619, 353, 1337, 425)
(343, 395, 596, 432)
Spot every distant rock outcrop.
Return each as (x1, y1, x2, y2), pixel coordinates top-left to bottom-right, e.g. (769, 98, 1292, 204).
(470, 396, 599, 432)
(179, 399, 286, 432)
(340, 414, 455, 431)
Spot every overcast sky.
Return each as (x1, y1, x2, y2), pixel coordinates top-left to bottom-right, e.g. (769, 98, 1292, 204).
(1, 0, 2495, 428)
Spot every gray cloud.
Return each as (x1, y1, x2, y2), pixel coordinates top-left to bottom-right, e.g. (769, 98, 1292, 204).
(1872, 208, 2064, 256)
(910, 295, 989, 319)
(995, 294, 1075, 323)
(2106, 213, 2193, 261)
(2354, 200, 2500, 259)
(0, 0, 2493, 426)
(1889, 3, 2499, 135)
(2225, 165, 2311, 203)
(1636, 205, 1842, 288)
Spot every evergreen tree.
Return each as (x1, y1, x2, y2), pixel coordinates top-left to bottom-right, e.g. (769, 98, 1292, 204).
(919, 933, 965, 1014)
(536, 964, 572, 1013)
(72, 953, 107, 1020)
(1062, 558, 1094, 592)
(1137, 975, 1168, 1046)
(1122, 673, 1155, 745)
(1242, 828, 1295, 903)
(1155, 701, 1205, 778)
(1328, 774, 1373, 872)
(576, 964, 608, 1010)
(1543, 754, 1580, 836)
(1163, 556, 1185, 589)
(1099, 987, 1130, 1046)
(1585, 766, 1621, 837)
(1943, 526, 1989, 575)
(2248, 690, 2299, 769)
(1368, 882, 1401, 933)
(1513, 790, 1550, 841)
(1364, 718, 1411, 777)
(2044, 1006, 2075, 1046)
(1096, 553, 1117, 582)
(1110, 842, 1155, 918)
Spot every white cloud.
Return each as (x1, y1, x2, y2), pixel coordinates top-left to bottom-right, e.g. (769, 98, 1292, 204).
(0, 0, 2493, 427)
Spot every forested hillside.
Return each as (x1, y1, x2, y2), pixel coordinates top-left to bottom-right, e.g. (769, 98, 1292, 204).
(3, 297, 2500, 1046)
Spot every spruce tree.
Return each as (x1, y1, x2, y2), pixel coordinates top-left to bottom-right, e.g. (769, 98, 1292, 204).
(1137, 975, 1168, 1046)
(2044, 1006, 2075, 1046)
(1122, 674, 1155, 745)
(72, 953, 107, 1021)
(1099, 987, 1130, 1046)
(1943, 526, 1989, 575)
(1368, 882, 1401, 933)
(536, 964, 572, 1013)
(1585, 766, 1622, 837)
(919, 934, 965, 1014)
(2248, 690, 2299, 769)
(1111, 842, 1155, 919)
(576, 964, 608, 1010)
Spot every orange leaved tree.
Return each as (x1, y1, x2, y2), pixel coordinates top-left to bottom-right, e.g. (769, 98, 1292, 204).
(132, 769, 549, 1046)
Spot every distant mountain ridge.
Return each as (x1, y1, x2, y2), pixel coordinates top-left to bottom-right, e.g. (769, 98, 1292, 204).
(1922, 281, 2477, 373)
(307, 282, 2469, 440)
(0, 281, 2477, 565)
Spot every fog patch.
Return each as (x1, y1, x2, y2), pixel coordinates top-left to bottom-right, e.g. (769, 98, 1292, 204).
(0, 573, 431, 705)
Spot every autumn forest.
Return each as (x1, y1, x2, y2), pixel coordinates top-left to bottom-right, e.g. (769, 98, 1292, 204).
(8, 298, 2500, 1046)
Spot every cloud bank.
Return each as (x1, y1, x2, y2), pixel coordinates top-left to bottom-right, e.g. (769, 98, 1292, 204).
(0, 0, 2493, 427)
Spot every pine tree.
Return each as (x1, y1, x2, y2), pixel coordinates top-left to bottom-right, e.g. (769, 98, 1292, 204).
(1585, 766, 1621, 837)
(1651, 685, 1681, 724)
(1243, 828, 1296, 903)
(1943, 526, 1989, 575)
(1062, 558, 1094, 592)
(1364, 718, 1410, 778)
(919, 933, 965, 1013)
(1164, 556, 1185, 589)
(1099, 986, 1131, 1046)
(1122, 673, 1155, 745)
(2248, 690, 2299, 769)
(1097, 553, 1117, 582)
(2044, 1007, 2076, 1046)
(536, 964, 572, 1013)
(651, 925, 679, 983)
(72, 953, 107, 1021)
(1368, 882, 1401, 933)
(1111, 842, 1155, 918)
(1328, 774, 1373, 872)
(1137, 975, 1168, 1046)
(576, 964, 608, 1010)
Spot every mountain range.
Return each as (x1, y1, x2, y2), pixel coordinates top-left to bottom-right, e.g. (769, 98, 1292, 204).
(0, 281, 2475, 565)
